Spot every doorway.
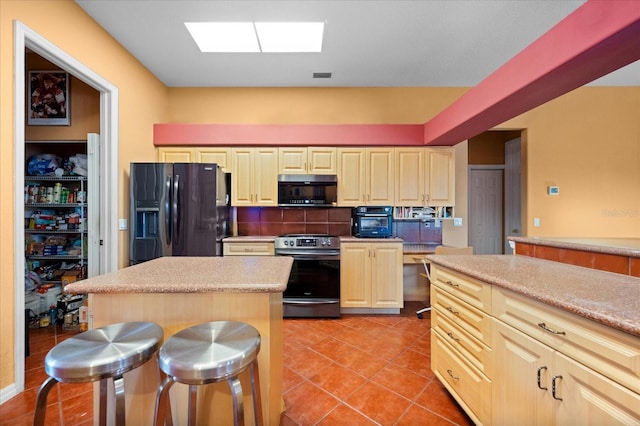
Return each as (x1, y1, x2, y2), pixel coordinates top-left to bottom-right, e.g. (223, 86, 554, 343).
(467, 131, 523, 255)
(10, 21, 119, 398)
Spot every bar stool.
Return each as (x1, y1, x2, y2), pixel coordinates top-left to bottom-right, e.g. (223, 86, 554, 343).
(33, 321, 163, 426)
(154, 321, 262, 426)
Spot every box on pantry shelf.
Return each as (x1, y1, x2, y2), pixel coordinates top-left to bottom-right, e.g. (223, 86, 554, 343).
(61, 270, 81, 287)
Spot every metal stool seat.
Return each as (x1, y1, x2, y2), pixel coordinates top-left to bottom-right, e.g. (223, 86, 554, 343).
(33, 321, 163, 426)
(154, 321, 263, 426)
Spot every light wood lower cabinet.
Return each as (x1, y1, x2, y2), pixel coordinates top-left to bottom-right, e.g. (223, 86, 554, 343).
(430, 264, 640, 426)
(340, 241, 403, 308)
(223, 241, 274, 256)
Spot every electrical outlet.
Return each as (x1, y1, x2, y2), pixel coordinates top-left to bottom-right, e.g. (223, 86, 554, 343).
(453, 217, 463, 227)
(534, 218, 540, 227)
(118, 218, 128, 230)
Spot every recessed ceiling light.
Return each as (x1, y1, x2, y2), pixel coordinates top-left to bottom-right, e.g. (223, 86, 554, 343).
(185, 21, 324, 53)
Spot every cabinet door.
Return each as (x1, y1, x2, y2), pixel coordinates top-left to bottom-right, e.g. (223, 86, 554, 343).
(340, 243, 371, 307)
(395, 147, 425, 206)
(426, 148, 455, 206)
(158, 147, 195, 162)
(231, 148, 254, 206)
(196, 147, 232, 172)
(554, 352, 640, 426)
(278, 147, 307, 174)
(253, 148, 278, 206)
(366, 148, 394, 205)
(308, 147, 336, 174)
(371, 243, 403, 308)
(337, 148, 366, 206)
(492, 319, 555, 426)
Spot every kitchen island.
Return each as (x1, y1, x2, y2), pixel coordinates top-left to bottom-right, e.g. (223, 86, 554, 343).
(426, 254, 640, 425)
(64, 256, 293, 426)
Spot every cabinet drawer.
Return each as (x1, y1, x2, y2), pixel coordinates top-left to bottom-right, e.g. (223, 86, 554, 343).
(433, 309, 493, 378)
(223, 242, 274, 256)
(432, 331, 491, 425)
(432, 286, 492, 346)
(431, 265, 491, 313)
(493, 287, 640, 393)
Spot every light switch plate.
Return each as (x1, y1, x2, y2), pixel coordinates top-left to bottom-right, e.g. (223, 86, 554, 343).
(453, 217, 463, 227)
(118, 218, 128, 230)
(534, 218, 540, 227)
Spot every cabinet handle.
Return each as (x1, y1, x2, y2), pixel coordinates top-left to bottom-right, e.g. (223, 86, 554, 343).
(445, 280, 459, 287)
(445, 306, 459, 315)
(538, 322, 566, 335)
(372, 249, 376, 258)
(551, 375, 563, 400)
(446, 369, 459, 380)
(537, 366, 548, 390)
(446, 332, 459, 342)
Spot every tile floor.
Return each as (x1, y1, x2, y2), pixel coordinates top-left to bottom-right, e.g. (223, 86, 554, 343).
(0, 302, 471, 425)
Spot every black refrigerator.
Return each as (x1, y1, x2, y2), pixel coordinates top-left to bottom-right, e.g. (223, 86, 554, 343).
(129, 163, 231, 264)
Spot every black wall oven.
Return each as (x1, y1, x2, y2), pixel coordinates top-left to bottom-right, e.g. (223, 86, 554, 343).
(275, 234, 340, 318)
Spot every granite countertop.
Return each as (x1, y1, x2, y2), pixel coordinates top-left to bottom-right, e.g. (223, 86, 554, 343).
(223, 236, 277, 242)
(64, 256, 293, 294)
(509, 236, 640, 258)
(427, 254, 640, 337)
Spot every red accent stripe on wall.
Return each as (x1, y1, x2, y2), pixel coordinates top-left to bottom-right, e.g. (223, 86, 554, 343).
(423, 0, 640, 146)
(154, 123, 426, 146)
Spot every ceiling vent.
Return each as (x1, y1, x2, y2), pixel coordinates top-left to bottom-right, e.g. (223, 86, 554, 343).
(313, 72, 332, 79)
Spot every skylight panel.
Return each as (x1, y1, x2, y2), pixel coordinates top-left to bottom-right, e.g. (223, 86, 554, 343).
(185, 21, 324, 53)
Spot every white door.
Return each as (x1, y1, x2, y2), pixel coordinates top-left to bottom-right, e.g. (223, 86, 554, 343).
(469, 168, 503, 254)
(504, 138, 522, 254)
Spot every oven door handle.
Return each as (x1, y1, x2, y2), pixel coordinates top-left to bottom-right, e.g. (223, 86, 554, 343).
(277, 252, 340, 259)
(283, 299, 340, 305)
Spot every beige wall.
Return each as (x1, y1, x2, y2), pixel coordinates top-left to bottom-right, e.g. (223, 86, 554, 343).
(502, 87, 640, 237)
(1, 0, 169, 391)
(1, 0, 638, 397)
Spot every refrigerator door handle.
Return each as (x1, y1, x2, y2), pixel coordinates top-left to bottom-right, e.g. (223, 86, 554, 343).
(165, 175, 172, 246)
(173, 174, 180, 245)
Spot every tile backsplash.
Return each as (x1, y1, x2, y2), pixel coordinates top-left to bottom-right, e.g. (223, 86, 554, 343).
(236, 206, 442, 244)
(236, 207, 352, 236)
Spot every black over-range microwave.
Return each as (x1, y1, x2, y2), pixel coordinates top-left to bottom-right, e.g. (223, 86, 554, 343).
(277, 174, 338, 207)
(352, 206, 393, 238)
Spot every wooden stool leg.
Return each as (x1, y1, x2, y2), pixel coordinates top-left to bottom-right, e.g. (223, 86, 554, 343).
(154, 375, 175, 426)
(33, 376, 58, 426)
(250, 361, 263, 426)
(114, 374, 126, 425)
(228, 376, 244, 426)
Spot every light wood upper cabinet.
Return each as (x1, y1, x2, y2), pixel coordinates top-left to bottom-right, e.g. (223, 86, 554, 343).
(231, 147, 278, 206)
(337, 148, 366, 206)
(158, 147, 195, 162)
(395, 147, 455, 206)
(340, 241, 403, 308)
(337, 147, 394, 206)
(196, 147, 232, 172)
(427, 148, 455, 206)
(395, 147, 425, 206)
(157, 147, 232, 173)
(279, 147, 336, 175)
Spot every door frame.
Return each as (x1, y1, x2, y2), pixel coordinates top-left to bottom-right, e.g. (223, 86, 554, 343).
(10, 21, 118, 397)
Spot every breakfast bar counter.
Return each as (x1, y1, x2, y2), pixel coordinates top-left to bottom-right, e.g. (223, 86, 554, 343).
(64, 256, 294, 426)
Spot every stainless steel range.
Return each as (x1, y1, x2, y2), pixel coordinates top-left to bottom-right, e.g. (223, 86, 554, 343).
(274, 234, 341, 318)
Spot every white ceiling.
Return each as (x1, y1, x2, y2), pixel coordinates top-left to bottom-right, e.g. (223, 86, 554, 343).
(74, 0, 640, 88)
